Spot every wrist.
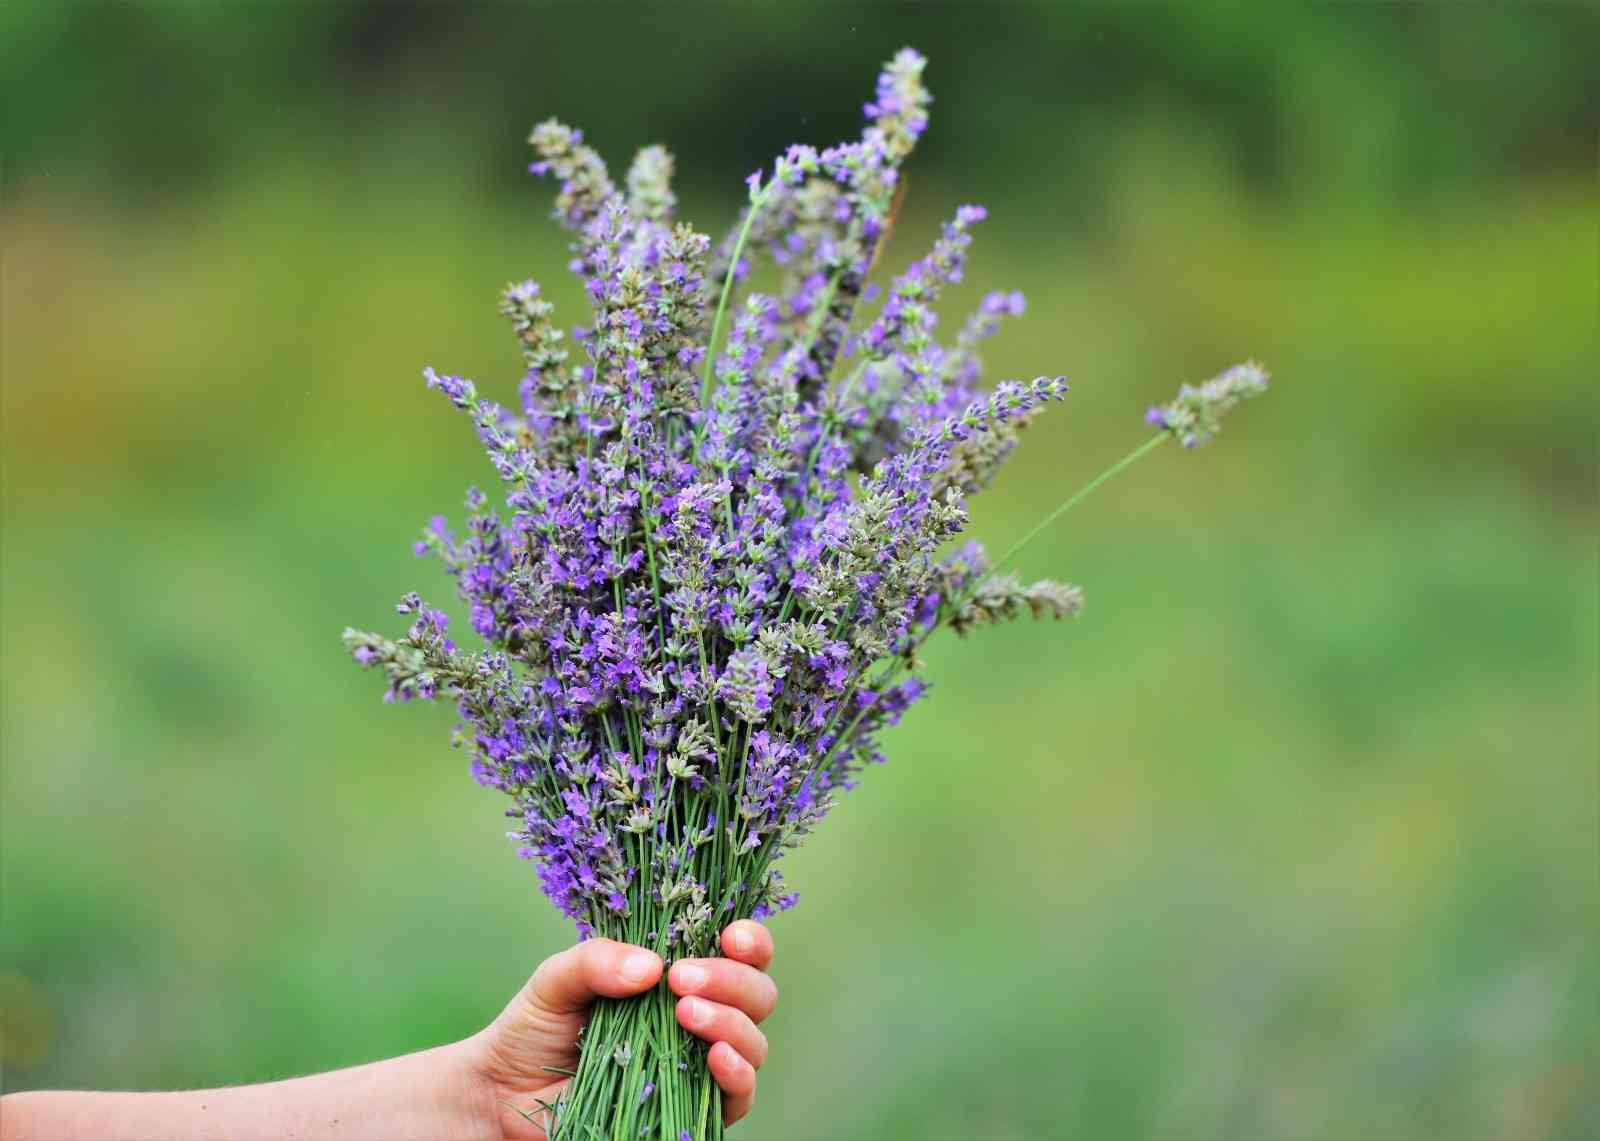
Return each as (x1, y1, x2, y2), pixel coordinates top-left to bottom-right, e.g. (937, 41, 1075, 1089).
(439, 1031, 505, 1140)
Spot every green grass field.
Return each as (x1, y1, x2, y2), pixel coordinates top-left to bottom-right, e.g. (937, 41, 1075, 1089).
(2, 7, 1596, 1136)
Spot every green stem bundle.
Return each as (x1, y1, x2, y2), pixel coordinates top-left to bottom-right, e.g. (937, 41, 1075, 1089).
(556, 981, 725, 1141)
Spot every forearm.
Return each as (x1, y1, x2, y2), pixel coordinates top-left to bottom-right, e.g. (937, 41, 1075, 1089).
(0, 1038, 497, 1141)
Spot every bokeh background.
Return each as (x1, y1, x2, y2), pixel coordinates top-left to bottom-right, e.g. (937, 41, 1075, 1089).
(3, 4, 1596, 1139)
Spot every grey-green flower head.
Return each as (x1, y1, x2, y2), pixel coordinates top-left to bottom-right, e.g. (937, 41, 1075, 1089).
(1146, 361, 1269, 448)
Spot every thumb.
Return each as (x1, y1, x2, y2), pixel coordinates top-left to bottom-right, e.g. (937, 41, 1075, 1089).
(525, 939, 663, 1017)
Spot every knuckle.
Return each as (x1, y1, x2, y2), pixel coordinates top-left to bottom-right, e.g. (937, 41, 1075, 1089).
(573, 946, 608, 988)
(692, 956, 723, 982)
(526, 956, 562, 1008)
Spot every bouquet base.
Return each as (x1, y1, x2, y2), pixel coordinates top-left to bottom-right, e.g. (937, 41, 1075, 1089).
(553, 983, 724, 1141)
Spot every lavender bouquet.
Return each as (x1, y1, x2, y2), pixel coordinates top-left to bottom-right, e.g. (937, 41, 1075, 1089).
(345, 49, 1265, 1140)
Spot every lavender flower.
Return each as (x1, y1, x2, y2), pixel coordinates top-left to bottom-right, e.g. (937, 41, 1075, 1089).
(343, 49, 1264, 1141)
(1145, 361, 1270, 448)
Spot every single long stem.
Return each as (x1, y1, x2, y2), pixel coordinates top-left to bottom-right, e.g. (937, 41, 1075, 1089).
(699, 195, 768, 415)
(857, 431, 1173, 691)
(982, 432, 1169, 583)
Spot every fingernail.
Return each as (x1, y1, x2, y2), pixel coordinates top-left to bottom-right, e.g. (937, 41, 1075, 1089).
(683, 996, 712, 1028)
(676, 963, 709, 992)
(621, 951, 658, 984)
(729, 926, 753, 955)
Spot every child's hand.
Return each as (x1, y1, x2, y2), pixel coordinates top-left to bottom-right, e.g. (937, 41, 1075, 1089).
(0, 927, 777, 1141)
(467, 921, 778, 1137)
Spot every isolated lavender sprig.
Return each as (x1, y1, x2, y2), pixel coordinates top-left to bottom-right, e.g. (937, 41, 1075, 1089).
(344, 48, 1264, 1141)
(1145, 360, 1270, 448)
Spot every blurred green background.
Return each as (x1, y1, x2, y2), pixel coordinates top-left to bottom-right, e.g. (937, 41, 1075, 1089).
(2, 4, 1596, 1138)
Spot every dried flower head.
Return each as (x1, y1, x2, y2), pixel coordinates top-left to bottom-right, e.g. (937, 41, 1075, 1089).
(1145, 361, 1270, 448)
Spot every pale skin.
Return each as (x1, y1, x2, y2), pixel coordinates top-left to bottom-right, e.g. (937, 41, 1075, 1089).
(0, 921, 777, 1141)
